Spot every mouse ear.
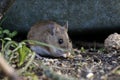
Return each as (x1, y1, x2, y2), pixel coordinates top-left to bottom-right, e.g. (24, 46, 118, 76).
(48, 24, 55, 35)
(63, 21, 68, 31)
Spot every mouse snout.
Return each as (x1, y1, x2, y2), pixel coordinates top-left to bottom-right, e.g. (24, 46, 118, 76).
(54, 48, 71, 58)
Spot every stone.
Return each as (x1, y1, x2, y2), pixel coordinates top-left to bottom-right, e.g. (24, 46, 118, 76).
(2, 0, 120, 39)
(104, 33, 120, 51)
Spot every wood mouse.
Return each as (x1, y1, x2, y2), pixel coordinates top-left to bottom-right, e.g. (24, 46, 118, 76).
(27, 21, 72, 58)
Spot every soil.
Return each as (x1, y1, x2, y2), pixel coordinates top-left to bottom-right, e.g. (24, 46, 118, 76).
(29, 35, 120, 80)
(33, 46, 120, 80)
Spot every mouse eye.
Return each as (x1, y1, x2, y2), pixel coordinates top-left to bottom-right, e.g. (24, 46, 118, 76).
(58, 39, 64, 44)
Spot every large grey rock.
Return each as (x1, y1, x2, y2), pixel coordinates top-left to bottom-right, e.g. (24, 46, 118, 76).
(2, 0, 120, 38)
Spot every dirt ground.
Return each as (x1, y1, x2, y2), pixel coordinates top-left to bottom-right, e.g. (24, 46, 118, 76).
(31, 40, 120, 80)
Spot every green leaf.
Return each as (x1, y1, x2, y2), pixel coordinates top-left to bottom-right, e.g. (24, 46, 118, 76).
(18, 45, 31, 66)
(10, 31, 17, 38)
(3, 29, 10, 34)
(80, 47, 85, 53)
(4, 37, 11, 41)
(0, 31, 2, 34)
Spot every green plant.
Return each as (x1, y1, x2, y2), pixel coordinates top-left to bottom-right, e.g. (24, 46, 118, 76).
(0, 38, 35, 74)
(0, 38, 69, 74)
(80, 47, 85, 53)
(0, 27, 17, 38)
(0, 17, 17, 39)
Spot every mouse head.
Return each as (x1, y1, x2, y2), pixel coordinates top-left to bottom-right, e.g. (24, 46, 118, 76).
(46, 22, 72, 57)
(27, 21, 72, 57)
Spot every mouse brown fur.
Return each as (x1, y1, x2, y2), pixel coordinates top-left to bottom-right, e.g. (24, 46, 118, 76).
(27, 21, 72, 57)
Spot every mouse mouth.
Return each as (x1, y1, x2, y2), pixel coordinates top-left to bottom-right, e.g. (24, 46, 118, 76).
(61, 52, 71, 58)
(53, 49, 71, 58)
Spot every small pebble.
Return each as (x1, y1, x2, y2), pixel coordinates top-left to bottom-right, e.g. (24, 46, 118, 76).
(86, 72, 94, 79)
